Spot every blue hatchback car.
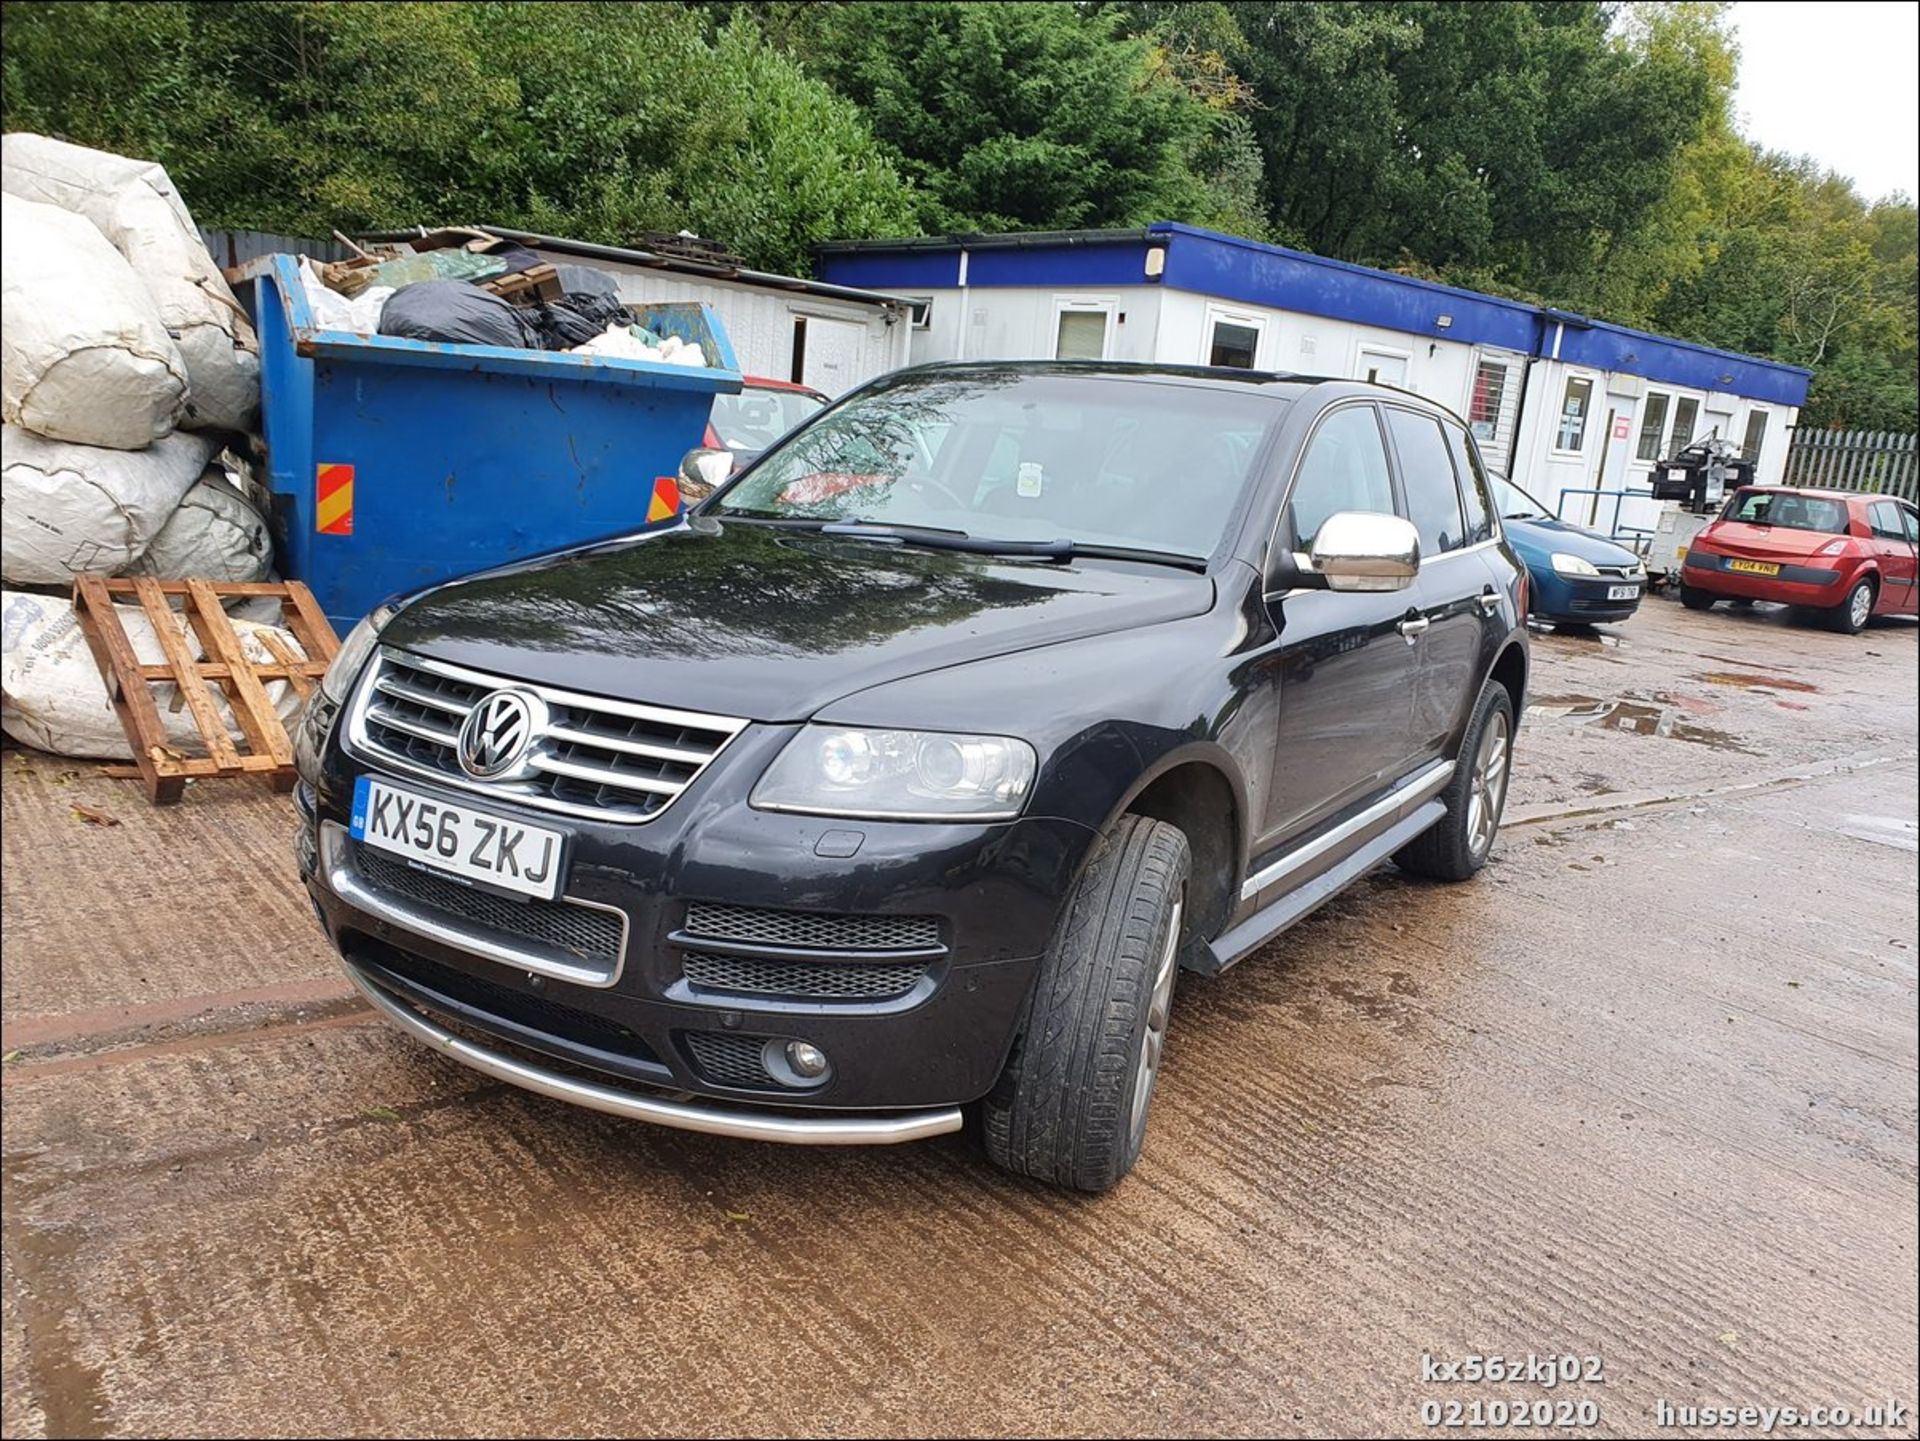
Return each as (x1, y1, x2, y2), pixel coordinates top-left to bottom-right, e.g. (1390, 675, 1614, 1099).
(1492, 474, 1647, 626)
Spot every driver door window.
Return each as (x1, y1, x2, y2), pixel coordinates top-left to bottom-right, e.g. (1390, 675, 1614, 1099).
(1286, 406, 1396, 552)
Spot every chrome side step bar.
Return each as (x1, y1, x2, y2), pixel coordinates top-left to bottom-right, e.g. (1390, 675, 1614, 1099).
(1238, 759, 1454, 901)
(342, 958, 966, 1146)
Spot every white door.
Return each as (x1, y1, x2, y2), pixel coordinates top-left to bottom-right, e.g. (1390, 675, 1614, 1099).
(797, 315, 865, 395)
(1355, 346, 1409, 387)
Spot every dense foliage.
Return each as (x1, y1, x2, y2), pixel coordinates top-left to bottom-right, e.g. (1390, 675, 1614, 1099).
(3, 0, 1911, 427)
(0, 1, 917, 277)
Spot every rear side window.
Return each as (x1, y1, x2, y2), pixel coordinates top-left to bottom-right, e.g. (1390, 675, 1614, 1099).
(1386, 408, 1465, 555)
(1443, 421, 1495, 544)
(1287, 406, 1395, 551)
(1868, 500, 1905, 539)
(1904, 506, 1919, 544)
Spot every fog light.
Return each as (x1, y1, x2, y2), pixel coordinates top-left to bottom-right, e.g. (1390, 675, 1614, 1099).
(785, 1041, 829, 1078)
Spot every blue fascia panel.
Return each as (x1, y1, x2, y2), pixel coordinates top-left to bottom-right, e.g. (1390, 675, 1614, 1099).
(1554, 320, 1811, 407)
(967, 239, 1155, 287)
(819, 239, 1154, 291)
(816, 251, 962, 291)
(1153, 222, 1542, 355)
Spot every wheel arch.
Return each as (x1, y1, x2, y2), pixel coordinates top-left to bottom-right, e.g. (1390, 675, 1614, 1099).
(1100, 747, 1246, 957)
(1488, 639, 1528, 719)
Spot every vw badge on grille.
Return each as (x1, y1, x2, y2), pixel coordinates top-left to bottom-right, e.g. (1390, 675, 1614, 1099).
(458, 689, 546, 780)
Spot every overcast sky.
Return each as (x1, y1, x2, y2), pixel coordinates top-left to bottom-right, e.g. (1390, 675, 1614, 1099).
(1729, 1, 1919, 200)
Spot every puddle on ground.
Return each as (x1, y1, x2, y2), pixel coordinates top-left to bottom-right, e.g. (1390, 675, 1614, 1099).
(1535, 625, 1630, 648)
(1696, 671, 1818, 693)
(1526, 693, 1756, 751)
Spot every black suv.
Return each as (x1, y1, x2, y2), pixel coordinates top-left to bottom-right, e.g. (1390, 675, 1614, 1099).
(295, 362, 1528, 1192)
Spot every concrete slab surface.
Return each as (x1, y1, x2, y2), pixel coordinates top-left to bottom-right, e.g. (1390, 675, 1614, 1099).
(3, 596, 1915, 1438)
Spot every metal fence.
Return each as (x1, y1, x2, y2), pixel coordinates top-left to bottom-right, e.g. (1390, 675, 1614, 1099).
(198, 228, 354, 269)
(1782, 429, 1918, 501)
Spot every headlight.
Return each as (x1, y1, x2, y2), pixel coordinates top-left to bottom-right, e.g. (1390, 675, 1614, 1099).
(752, 725, 1037, 820)
(1550, 552, 1600, 577)
(318, 603, 395, 706)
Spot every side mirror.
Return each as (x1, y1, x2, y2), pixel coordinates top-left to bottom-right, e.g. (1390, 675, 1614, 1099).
(677, 447, 735, 502)
(1300, 511, 1421, 592)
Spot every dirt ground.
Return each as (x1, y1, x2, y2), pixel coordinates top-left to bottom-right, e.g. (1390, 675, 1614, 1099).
(3, 594, 1915, 1440)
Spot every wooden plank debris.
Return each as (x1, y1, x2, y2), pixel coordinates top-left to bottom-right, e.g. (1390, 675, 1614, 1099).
(70, 578, 339, 804)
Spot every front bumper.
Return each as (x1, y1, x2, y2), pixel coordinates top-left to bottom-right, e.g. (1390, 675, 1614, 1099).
(297, 725, 1094, 1135)
(340, 953, 963, 1144)
(1529, 570, 1645, 624)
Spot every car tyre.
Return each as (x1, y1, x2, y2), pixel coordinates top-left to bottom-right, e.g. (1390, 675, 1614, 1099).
(981, 814, 1189, 1193)
(1394, 680, 1515, 883)
(1679, 584, 1718, 611)
(1826, 577, 1875, 634)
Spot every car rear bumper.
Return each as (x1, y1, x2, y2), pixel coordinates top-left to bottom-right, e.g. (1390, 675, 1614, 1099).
(1681, 552, 1849, 603)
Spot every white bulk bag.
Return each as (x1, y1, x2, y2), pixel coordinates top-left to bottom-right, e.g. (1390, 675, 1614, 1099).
(2, 426, 216, 584)
(0, 193, 188, 449)
(126, 463, 274, 583)
(1, 134, 260, 433)
(1, 588, 308, 760)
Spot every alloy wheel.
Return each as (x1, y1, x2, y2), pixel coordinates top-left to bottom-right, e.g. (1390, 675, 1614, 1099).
(1128, 896, 1183, 1149)
(1466, 710, 1512, 860)
(1851, 583, 1873, 629)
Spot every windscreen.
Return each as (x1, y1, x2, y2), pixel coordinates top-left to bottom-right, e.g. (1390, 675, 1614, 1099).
(1721, 489, 1850, 534)
(709, 386, 828, 454)
(1491, 474, 1552, 521)
(713, 369, 1284, 560)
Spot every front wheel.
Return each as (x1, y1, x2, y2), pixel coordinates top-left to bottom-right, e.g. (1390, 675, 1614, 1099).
(982, 815, 1189, 1193)
(1395, 680, 1515, 882)
(1826, 577, 1875, 634)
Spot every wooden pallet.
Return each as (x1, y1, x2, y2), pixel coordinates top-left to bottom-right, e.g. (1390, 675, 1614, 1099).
(479, 262, 563, 305)
(71, 578, 340, 804)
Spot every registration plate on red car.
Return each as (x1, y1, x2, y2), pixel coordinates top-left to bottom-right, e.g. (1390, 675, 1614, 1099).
(1728, 559, 1781, 576)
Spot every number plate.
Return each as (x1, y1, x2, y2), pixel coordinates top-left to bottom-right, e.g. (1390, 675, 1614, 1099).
(1728, 559, 1781, 576)
(1606, 583, 1641, 601)
(350, 776, 565, 900)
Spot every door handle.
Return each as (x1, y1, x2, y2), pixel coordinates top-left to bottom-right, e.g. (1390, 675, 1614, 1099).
(1476, 588, 1501, 615)
(1397, 615, 1431, 640)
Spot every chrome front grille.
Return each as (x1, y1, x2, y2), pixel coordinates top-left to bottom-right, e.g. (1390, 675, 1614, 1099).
(682, 903, 942, 954)
(355, 844, 626, 976)
(346, 647, 745, 823)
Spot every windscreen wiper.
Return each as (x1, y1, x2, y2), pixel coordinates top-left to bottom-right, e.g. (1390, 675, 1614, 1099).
(818, 523, 1209, 570)
(1065, 543, 1209, 572)
(819, 521, 1073, 559)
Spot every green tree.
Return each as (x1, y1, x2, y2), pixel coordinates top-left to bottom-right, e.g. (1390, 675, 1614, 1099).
(751, 1, 1238, 233)
(0, 0, 918, 274)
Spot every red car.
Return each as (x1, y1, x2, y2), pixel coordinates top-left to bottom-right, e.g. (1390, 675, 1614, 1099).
(1680, 486, 1919, 633)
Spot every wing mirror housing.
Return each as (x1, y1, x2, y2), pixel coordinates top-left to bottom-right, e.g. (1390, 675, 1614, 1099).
(677, 447, 735, 503)
(1271, 511, 1421, 593)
